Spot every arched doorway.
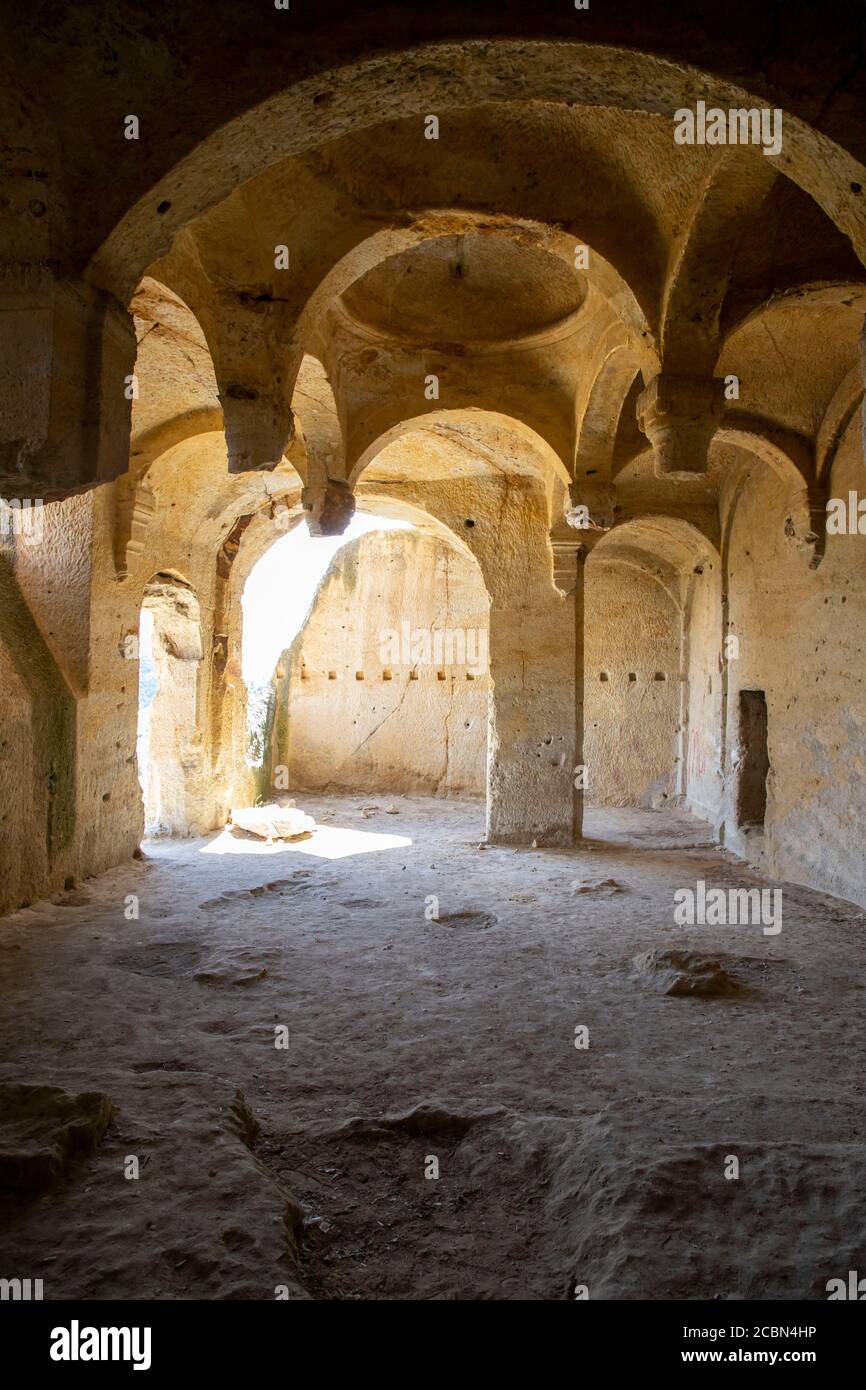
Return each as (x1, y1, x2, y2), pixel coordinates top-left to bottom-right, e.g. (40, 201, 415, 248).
(584, 517, 722, 816)
(239, 508, 490, 814)
(137, 573, 204, 836)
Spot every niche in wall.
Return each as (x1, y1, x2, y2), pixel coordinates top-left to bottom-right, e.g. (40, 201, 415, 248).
(736, 689, 769, 829)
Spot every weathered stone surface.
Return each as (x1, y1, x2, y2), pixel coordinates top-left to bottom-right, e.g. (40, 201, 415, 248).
(571, 877, 626, 894)
(0, 795, 862, 1300)
(2, 1, 866, 1305)
(269, 530, 489, 801)
(2, 13, 866, 905)
(0, 1084, 113, 1193)
(631, 949, 745, 997)
(230, 805, 315, 842)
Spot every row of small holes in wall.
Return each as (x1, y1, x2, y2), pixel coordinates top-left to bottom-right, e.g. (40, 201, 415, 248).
(598, 672, 668, 682)
(299, 669, 482, 681)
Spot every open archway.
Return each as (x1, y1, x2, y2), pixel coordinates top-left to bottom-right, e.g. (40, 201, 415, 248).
(137, 573, 205, 836)
(8, 10, 866, 1308)
(234, 496, 491, 826)
(586, 516, 722, 816)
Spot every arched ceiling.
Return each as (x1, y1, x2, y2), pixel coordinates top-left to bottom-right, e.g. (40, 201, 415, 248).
(341, 232, 586, 347)
(353, 409, 569, 489)
(68, 34, 866, 298)
(136, 72, 865, 493)
(717, 300, 864, 438)
(104, 20, 866, 584)
(130, 278, 219, 445)
(589, 514, 720, 599)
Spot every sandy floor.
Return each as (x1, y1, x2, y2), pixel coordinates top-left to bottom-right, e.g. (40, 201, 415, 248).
(2, 794, 866, 1301)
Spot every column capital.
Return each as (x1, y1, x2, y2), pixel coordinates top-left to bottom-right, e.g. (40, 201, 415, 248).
(637, 372, 725, 476)
(549, 519, 599, 594)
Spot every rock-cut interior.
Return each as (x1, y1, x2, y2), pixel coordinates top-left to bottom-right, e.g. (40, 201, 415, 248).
(2, 0, 866, 1303)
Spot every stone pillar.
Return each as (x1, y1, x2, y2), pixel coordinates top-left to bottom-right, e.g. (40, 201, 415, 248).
(206, 299, 299, 475)
(551, 520, 590, 842)
(485, 521, 584, 847)
(220, 384, 296, 475)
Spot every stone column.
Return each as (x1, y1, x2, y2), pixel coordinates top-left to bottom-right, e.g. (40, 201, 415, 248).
(551, 520, 590, 842)
(484, 520, 584, 847)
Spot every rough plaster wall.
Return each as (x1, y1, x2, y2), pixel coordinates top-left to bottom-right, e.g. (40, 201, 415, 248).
(684, 565, 724, 823)
(0, 549, 76, 913)
(272, 530, 489, 797)
(0, 621, 49, 910)
(584, 560, 680, 807)
(2, 487, 151, 901)
(12, 495, 94, 695)
(725, 418, 866, 905)
(0, 487, 157, 911)
(142, 579, 206, 835)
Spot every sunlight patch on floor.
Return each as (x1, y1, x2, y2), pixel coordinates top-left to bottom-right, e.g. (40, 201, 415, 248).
(200, 824, 413, 859)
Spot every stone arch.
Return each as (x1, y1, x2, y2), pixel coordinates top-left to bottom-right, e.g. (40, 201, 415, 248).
(299, 216, 656, 371)
(264, 501, 492, 806)
(660, 153, 780, 379)
(350, 407, 571, 494)
(817, 365, 864, 488)
(714, 422, 821, 564)
(573, 327, 644, 521)
(350, 414, 576, 846)
(87, 39, 866, 307)
(292, 353, 343, 488)
(721, 280, 866, 344)
(590, 514, 720, 575)
(358, 425, 576, 845)
(113, 413, 226, 579)
(354, 492, 485, 574)
(114, 276, 225, 576)
(204, 485, 490, 812)
(61, 38, 866, 499)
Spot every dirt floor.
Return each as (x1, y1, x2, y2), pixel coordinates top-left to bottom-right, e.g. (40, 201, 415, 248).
(2, 794, 866, 1301)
